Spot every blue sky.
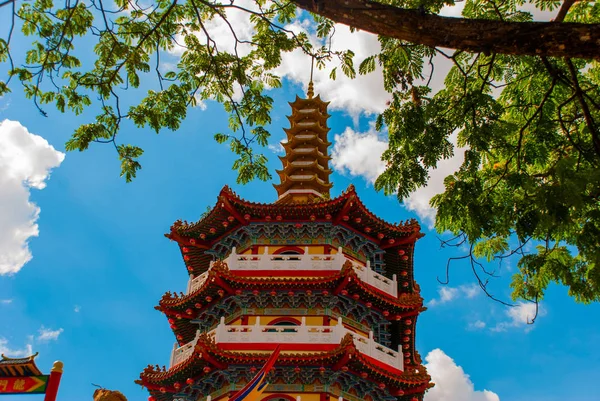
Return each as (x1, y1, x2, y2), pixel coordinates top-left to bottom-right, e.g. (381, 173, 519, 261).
(1, 3, 600, 401)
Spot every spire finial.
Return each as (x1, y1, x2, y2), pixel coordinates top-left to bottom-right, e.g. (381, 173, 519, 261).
(308, 55, 315, 98)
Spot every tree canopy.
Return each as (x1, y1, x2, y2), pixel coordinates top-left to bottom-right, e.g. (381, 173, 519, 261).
(1, 0, 599, 310)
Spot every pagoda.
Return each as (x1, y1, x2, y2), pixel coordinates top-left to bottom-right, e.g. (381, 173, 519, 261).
(138, 84, 432, 401)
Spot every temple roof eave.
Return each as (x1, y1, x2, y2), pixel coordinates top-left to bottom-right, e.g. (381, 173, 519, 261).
(170, 185, 422, 247)
(139, 334, 431, 390)
(0, 353, 43, 376)
(276, 169, 333, 184)
(157, 263, 424, 318)
(289, 94, 330, 109)
(281, 135, 332, 149)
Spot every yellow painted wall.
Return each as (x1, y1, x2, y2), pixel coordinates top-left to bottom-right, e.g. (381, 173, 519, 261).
(243, 316, 326, 326)
(226, 314, 369, 338)
(249, 245, 339, 255)
(224, 314, 370, 338)
(260, 392, 321, 401)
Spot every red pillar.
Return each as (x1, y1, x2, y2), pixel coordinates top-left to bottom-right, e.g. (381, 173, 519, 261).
(44, 361, 63, 401)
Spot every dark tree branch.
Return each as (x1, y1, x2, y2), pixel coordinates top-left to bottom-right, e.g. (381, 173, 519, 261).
(292, 0, 600, 60)
(0, 0, 14, 9)
(566, 59, 600, 157)
(436, 233, 515, 307)
(555, 0, 576, 23)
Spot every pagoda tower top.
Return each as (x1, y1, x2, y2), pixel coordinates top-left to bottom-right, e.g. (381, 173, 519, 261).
(273, 83, 332, 204)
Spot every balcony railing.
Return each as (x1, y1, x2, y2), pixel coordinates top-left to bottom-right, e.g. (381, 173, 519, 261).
(188, 271, 209, 294)
(294, 147, 315, 153)
(170, 330, 200, 366)
(295, 134, 315, 140)
(187, 248, 397, 297)
(171, 317, 403, 371)
(213, 247, 397, 297)
(290, 160, 314, 167)
(290, 174, 316, 180)
(297, 121, 317, 127)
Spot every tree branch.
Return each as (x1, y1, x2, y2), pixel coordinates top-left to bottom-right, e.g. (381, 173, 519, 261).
(554, 0, 576, 23)
(292, 0, 600, 60)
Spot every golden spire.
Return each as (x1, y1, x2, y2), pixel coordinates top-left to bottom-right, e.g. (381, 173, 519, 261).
(307, 55, 315, 98)
(273, 87, 332, 204)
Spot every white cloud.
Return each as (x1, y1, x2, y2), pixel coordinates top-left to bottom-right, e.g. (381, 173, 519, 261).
(428, 287, 459, 306)
(169, 1, 389, 117)
(461, 284, 479, 299)
(428, 284, 480, 306)
(276, 21, 388, 119)
(169, 0, 259, 102)
(491, 302, 546, 332)
(0, 326, 64, 356)
(468, 320, 487, 330)
(329, 124, 465, 226)
(74, 305, 81, 313)
(330, 125, 387, 183)
(425, 349, 499, 401)
(267, 142, 284, 154)
(404, 135, 466, 227)
(36, 326, 63, 342)
(0, 120, 64, 275)
(0, 337, 33, 357)
(439, 2, 466, 17)
(0, 299, 12, 304)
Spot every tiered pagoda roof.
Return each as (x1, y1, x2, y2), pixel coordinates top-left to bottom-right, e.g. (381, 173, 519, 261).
(0, 353, 42, 377)
(138, 334, 431, 398)
(274, 83, 333, 203)
(157, 261, 424, 343)
(167, 184, 423, 277)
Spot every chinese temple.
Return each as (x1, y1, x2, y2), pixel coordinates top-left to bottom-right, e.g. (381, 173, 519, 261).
(0, 353, 42, 378)
(0, 353, 63, 399)
(138, 84, 432, 401)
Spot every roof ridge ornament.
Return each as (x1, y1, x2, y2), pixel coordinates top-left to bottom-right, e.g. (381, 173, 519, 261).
(307, 81, 314, 99)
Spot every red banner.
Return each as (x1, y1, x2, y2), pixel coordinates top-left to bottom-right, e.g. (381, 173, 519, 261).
(0, 375, 48, 394)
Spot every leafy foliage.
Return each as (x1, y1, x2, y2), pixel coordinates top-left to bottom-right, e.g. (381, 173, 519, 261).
(371, 1, 600, 305)
(1, 0, 599, 306)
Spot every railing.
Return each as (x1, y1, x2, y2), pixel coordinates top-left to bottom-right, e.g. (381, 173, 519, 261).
(352, 263, 397, 297)
(208, 247, 397, 297)
(291, 160, 314, 166)
(290, 174, 316, 180)
(294, 147, 315, 153)
(297, 121, 317, 127)
(187, 248, 396, 297)
(221, 246, 346, 272)
(172, 317, 403, 371)
(290, 161, 328, 173)
(187, 271, 209, 294)
(315, 176, 329, 186)
(170, 330, 200, 367)
(295, 134, 315, 140)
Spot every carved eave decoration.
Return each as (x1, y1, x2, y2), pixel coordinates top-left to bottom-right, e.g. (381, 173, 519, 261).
(167, 185, 423, 276)
(138, 334, 431, 394)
